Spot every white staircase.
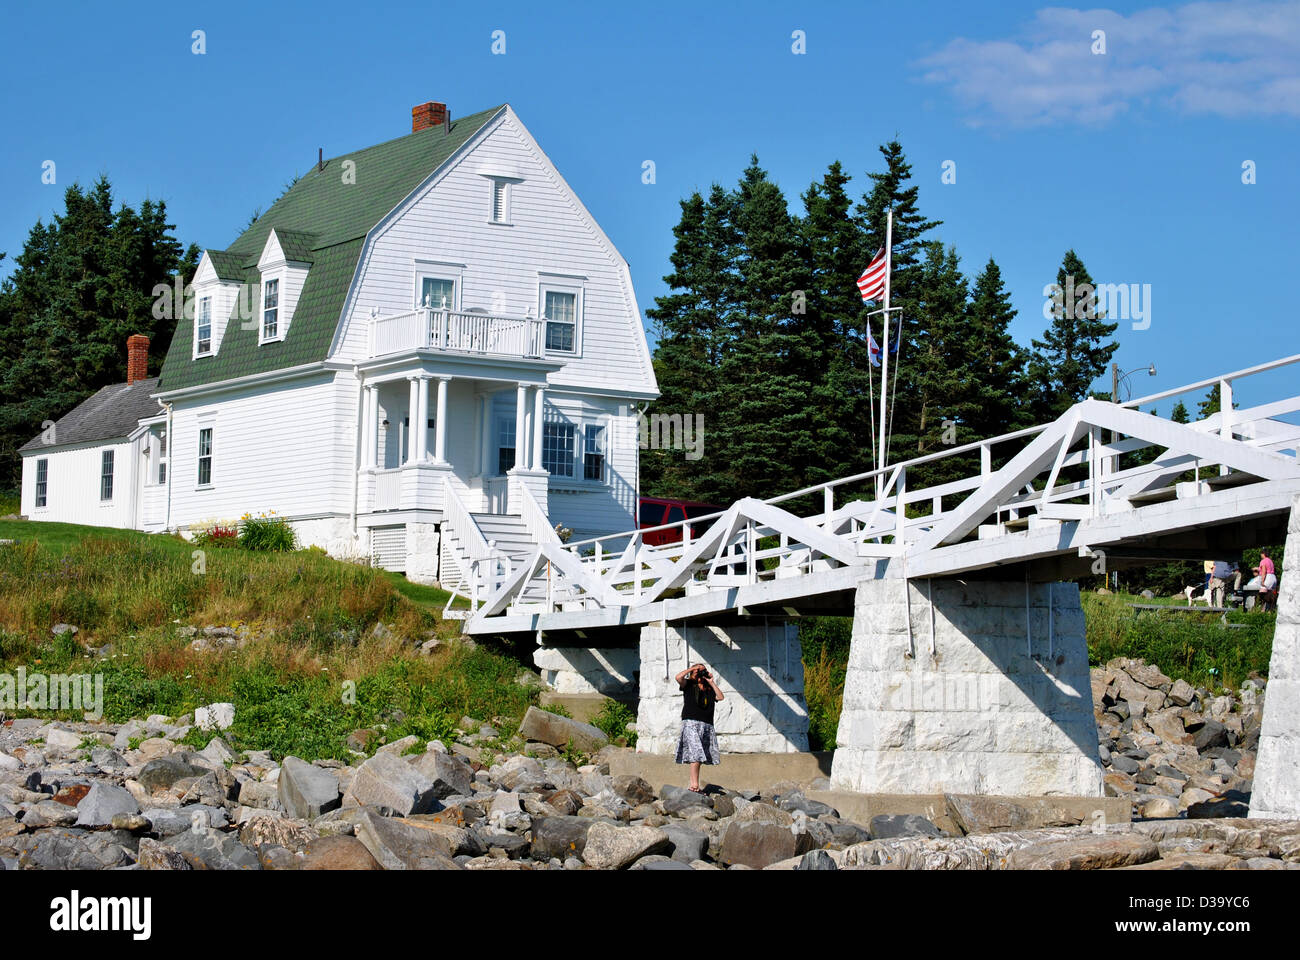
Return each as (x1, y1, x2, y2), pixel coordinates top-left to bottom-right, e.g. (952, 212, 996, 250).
(470, 512, 537, 563)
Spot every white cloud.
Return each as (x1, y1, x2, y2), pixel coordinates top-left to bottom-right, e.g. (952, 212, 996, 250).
(918, 1, 1300, 126)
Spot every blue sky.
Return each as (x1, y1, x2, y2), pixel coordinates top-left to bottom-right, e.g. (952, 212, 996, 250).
(1, 0, 1296, 411)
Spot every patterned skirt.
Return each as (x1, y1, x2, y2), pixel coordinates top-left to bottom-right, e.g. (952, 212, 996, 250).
(675, 719, 720, 765)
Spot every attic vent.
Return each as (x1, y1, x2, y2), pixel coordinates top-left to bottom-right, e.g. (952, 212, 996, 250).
(492, 180, 508, 223)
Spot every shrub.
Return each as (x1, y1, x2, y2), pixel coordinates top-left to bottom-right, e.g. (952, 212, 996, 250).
(239, 512, 296, 552)
(591, 698, 637, 747)
(193, 524, 240, 549)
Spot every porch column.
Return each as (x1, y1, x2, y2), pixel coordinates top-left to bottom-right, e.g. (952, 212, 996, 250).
(415, 375, 431, 461)
(362, 384, 377, 468)
(434, 375, 450, 464)
(531, 384, 547, 472)
(513, 383, 529, 471)
(407, 376, 420, 464)
(479, 394, 492, 475)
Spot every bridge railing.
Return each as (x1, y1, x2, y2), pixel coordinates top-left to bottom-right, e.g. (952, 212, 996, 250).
(485, 353, 1300, 619)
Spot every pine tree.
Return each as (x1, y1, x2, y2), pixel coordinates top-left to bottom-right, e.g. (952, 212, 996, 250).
(1170, 400, 1190, 424)
(0, 177, 197, 490)
(1028, 250, 1119, 420)
(965, 257, 1029, 440)
(1197, 383, 1227, 420)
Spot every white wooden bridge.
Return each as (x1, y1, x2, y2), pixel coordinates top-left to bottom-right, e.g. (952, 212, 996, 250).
(461, 353, 1300, 641)
(454, 353, 1300, 813)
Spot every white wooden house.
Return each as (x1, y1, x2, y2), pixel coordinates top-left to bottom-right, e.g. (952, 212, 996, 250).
(19, 101, 659, 590)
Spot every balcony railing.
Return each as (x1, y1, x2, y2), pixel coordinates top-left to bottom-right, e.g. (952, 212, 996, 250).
(369, 307, 544, 360)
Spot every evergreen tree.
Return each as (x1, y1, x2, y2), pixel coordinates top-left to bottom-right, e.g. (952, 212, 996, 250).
(964, 257, 1029, 441)
(1197, 383, 1230, 420)
(0, 177, 198, 490)
(1170, 400, 1190, 423)
(1027, 250, 1119, 420)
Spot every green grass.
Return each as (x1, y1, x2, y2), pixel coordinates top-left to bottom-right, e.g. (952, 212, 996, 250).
(1082, 591, 1274, 691)
(0, 518, 537, 760)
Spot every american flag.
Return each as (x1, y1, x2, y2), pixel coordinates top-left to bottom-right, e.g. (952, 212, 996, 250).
(856, 246, 888, 303)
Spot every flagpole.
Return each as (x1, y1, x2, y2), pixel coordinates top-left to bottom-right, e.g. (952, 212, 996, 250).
(876, 207, 893, 498)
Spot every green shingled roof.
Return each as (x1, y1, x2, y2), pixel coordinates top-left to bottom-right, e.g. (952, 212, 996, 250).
(158, 104, 505, 393)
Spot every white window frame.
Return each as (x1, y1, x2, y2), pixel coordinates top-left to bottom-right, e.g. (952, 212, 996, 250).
(495, 415, 516, 476)
(195, 295, 213, 356)
(157, 427, 168, 485)
(35, 458, 48, 508)
(259, 274, 284, 344)
(197, 426, 214, 488)
(583, 422, 607, 483)
(541, 421, 576, 478)
(413, 261, 464, 311)
(538, 275, 584, 357)
(100, 450, 115, 502)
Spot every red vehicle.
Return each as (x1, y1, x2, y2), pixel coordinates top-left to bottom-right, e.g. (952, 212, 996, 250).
(639, 497, 724, 546)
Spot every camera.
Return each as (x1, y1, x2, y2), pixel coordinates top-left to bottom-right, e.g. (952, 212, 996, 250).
(693, 666, 711, 680)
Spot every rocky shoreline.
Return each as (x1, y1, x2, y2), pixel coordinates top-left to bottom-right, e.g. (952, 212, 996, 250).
(0, 657, 1296, 871)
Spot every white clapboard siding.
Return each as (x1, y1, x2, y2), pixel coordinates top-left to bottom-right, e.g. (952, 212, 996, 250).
(166, 372, 359, 529)
(541, 394, 637, 538)
(332, 109, 656, 397)
(20, 437, 143, 530)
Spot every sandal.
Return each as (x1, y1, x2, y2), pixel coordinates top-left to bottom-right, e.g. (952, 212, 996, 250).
(689, 786, 704, 793)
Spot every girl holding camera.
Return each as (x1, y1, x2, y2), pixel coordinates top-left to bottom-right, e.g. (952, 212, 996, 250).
(674, 662, 723, 792)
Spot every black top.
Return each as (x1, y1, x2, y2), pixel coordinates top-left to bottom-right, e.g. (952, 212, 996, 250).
(680, 678, 716, 725)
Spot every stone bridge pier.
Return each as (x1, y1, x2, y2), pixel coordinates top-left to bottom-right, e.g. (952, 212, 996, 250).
(830, 577, 1105, 797)
(636, 620, 810, 755)
(1250, 494, 1300, 818)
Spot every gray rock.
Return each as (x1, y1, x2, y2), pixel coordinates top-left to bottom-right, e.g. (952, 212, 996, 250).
(1188, 719, 1229, 752)
(136, 837, 193, 870)
(52, 623, 79, 636)
(825, 818, 873, 846)
(796, 849, 839, 871)
(74, 783, 140, 827)
(346, 751, 440, 816)
(1168, 678, 1196, 707)
(376, 734, 420, 756)
(581, 821, 671, 869)
(354, 810, 462, 870)
(630, 855, 693, 870)
(411, 750, 474, 799)
(138, 754, 208, 793)
(610, 775, 656, 806)
(141, 805, 229, 837)
(237, 779, 282, 811)
(662, 823, 709, 862)
(530, 816, 599, 861)
(869, 814, 943, 840)
(518, 706, 609, 753)
(278, 756, 341, 820)
(165, 828, 261, 870)
(719, 820, 815, 869)
(659, 784, 714, 816)
(9, 828, 137, 869)
(43, 727, 83, 753)
(945, 794, 1036, 835)
(1109, 754, 1141, 775)
(776, 791, 838, 818)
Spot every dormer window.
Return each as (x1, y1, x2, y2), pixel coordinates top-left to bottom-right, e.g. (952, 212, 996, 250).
(262, 278, 280, 341)
(196, 297, 212, 355)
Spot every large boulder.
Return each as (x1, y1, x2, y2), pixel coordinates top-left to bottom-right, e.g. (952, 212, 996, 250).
(719, 820, 816, 869)
(610, 775, 656, 806)
(530, 816, 599, 861)
(354, 810, 462, 870)
(195, 702, 235, 731)
(518, 707, 609, 753)
(74, 783, 139, 828)
(411, 750, 474, 799)
(299, 835, 382, 870)
(581, 821, 671, 870)
(165, 829, 261, 870)
(1005, 834, 1159, 870)
(138, 755, 209, 793)
(278, 756, 342, 820)
(345, 752, 440, 816)
(945, 795, 1036, 835)
(661, 824, 709, 863)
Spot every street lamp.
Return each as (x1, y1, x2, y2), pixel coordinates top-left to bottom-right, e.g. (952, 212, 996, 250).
(1111, 362, 1157, 404)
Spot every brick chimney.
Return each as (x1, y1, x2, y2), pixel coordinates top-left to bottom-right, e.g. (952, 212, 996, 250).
(126, 335, 150, 385)
(412, 101, 447, 133)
